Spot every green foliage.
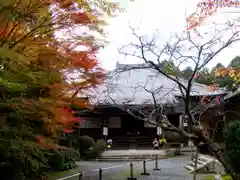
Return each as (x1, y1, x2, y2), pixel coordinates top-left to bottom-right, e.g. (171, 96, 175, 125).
(45, 149, 76, 172)
(78, 135, 95, 157)
(162, 60, 181, 76)
(224, 121, 240, 174)
(47, 149, 65, 171)
(62, 148, 80, 161)
(196, 68, 215, 85)
(0, 126, 78, 179)
(181, 66, 193, 79)
(84, 139, 105, 160)
(168, 56, 240, 90)
(228, 56, 240, 68)
(204, 174, 232, 180)
(0, 140, 47, 180)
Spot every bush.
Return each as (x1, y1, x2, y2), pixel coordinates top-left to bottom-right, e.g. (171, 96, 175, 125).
(47, 149, 65, 171)
(46, 148, 76, 171)
(224, 121, 240, 175)
(0, 140, 48, 180)
(84, 139, 105, 160)
(78, 136, 95, 157)
(62, 148, 80, 161)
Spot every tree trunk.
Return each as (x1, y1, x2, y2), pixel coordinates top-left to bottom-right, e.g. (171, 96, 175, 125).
(198, 132, 239, 180)
(209, 146, 238, 180)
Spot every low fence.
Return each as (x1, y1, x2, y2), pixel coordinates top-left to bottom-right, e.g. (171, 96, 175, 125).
(57, 155, 163, 180)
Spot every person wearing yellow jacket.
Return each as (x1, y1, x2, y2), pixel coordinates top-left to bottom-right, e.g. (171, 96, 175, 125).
(159, 136, 167, 149)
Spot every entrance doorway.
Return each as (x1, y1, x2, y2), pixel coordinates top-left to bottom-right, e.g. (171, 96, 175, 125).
(121, 114, 144, 135)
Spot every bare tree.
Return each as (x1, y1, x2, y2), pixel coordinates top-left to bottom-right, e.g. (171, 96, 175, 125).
(99, 23, 240, 179)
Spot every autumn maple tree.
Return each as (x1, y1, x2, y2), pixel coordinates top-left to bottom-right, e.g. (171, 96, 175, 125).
(0, 0, 118, 178)
(0, 0, 118, 134)
(215, 67, 240, 89)
(187, 0, 240, 30)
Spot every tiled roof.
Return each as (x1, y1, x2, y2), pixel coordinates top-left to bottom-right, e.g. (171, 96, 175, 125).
(94, 64, 226, 105)
(224, 86, 240, 100)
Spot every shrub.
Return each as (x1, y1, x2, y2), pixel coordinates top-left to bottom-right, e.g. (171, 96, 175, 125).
(84, 139, 105, 160)
(0, 140, 48, 180)
(62, 148, 80, 161)
(224, 121, 240, 175)
(78, 136, 95, 157)
(47, 149, 65, 171)
(46, 148, 76, 171)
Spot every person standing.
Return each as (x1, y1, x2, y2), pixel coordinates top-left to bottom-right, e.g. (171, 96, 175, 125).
(159, 136, 167, 149)
(106, 138, 113, 150)
(153, 138, 159, 150)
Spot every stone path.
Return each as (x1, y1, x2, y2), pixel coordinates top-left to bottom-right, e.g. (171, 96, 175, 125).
(101, 149, 166, 157)
(58, 155, 195, 180)
(140, 156, 192, 180)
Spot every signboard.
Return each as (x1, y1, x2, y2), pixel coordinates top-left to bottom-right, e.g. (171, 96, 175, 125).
(188, 140, 193, 147)
(183, 121, 188, 127)
(180, 115, 188, 127)
(157, 126, 162, 135)
(103, 126, 108, 136)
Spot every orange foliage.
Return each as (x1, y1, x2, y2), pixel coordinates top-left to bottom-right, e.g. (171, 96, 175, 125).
(70, 12, 92, 24)
(0, 0, 118, 136)
(59, 0, 73, 9)
(215, 67, 240, 88)
(187, 0, 240, 30)
(200, 84, 221, 105)
(36, 135, 68, 149)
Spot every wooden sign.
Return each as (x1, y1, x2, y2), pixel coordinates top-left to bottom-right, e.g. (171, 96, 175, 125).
(103, 126, 108, 136)
(157, 126, 162, 135)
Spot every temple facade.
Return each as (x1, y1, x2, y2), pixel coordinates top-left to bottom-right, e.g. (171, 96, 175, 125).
(76, 63, 226, 149)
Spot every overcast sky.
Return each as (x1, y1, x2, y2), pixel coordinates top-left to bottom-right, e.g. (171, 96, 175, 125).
(97, 0, 240, 71)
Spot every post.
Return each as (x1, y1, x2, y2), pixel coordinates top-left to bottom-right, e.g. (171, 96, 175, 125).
(141, 160, 150, 176)
(99, 168, 102, 180)
(127, 163, 137, 180)
(78, 172, 83, 180)
(103, 126, 108, 150)
(153, 154, 161, 171)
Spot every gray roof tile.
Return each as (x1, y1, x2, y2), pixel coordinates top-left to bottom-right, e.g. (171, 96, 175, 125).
(94, 64, 226, 105)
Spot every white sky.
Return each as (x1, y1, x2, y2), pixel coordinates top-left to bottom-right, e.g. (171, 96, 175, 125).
(98, 0, 240, 71)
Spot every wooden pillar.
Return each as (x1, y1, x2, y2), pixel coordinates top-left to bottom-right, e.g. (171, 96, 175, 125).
(179, 114, 183, 129)
(102, 115, 109, 126)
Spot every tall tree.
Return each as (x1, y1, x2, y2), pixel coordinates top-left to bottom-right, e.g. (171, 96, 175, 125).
(0, 0, 119, 178)
(228, 56, 240, 68)
(187, 0, 240, 30)
(195, 68, 214, 85)
(0, 0, 118, 136)
(182, 66, 194, 79)
(212, 63, 225, 73)
(162, 60, 181, 76)
(114, 22, 240, 179)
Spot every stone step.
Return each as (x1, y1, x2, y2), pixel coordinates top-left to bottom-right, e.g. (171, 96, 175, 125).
(96, 156, 152, 162)
(184, 154, 216, 173)
(184, 165, 194, 171)
(188, 161, 203, 167)
(97, 150, 167, 162)
(198, 156, 213, 163)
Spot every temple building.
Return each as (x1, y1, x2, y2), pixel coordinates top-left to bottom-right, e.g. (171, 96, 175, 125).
(75, 63, 226, 149)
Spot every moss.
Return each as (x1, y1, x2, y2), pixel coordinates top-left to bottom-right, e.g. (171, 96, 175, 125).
(204, 174, 232, 180)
